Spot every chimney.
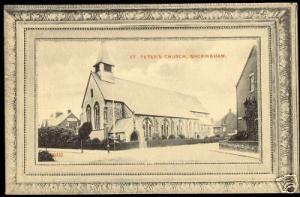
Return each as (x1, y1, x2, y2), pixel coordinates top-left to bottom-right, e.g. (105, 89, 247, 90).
(55, 112, 63, 118)
(67, 109, 71, 114)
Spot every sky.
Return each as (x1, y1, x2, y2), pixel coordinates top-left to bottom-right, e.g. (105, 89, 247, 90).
(37, 39, 257, 125)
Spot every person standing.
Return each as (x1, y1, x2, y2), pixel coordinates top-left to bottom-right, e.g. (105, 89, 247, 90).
(106, 142, 110, 154)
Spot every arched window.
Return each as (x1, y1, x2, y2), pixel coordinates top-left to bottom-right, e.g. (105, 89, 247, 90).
(94, 102, 100, 129)
(161, 119, 169, 137)
(171, 120, 174, 135)
(90, 89, 93, 98)
(86, 105, 91, 123)
(188, 121, 192, 137)
(179, 120, 183, 135)
(142, 118, 152, 139)
(154, 119, 158, 132)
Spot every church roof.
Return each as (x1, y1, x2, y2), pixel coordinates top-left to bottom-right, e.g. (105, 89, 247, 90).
(90, 72, 208, 119)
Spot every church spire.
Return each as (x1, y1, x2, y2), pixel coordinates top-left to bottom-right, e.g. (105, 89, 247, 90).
(96, 41, 114, 65)
(93, 41, 115, 83)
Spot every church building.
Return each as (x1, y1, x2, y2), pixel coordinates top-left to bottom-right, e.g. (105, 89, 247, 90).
(80, 44, 214, 146)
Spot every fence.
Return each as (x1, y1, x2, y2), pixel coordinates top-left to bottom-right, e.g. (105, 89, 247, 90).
(219, 140, 258, 152)
(39, 136, 220, 151)
(147, 136, 220, 148)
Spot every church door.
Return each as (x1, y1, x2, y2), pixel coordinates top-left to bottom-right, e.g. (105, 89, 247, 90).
(130, 131, 138, 141)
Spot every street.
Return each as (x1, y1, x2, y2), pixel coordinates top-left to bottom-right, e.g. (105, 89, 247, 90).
(40, 143, 259, 163)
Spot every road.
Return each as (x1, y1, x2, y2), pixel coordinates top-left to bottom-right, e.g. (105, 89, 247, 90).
(40, 143, 259, 163)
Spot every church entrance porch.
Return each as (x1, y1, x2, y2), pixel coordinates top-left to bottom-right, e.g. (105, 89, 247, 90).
(130, 131, 138, 141)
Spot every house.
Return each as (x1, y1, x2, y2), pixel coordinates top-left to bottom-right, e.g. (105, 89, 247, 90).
(41, 110, 81, 131)
(213, 109, 237, 137)
(236, 45, 258, 140)
(80, 43, 214, 145)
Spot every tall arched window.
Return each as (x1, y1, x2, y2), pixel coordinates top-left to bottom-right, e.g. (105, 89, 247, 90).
(188, 121, 192, 137)
(142, 118, 152, 139)
(161, 119, 169, 137)
(171, 120, 174, 135)
(86, 105, 91, 123)
(179, 120, 183, 135)
(90, 89, 93, 98)
(154, 119, 158, 132)
(94, 102, 100, 129)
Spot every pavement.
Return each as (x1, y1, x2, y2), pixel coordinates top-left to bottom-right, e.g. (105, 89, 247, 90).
(40, 143, 260, 163)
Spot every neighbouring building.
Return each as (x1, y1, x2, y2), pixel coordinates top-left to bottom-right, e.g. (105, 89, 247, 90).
(213, 109, 237, 138)
(41, 110, 81, 131)
(236, 45, 258, 140)
(80, 43, 214, 146)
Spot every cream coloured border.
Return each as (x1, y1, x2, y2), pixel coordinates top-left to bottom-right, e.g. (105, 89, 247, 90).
(5, 3, 298, 194)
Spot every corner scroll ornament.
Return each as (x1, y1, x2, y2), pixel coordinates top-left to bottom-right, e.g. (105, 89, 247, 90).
(276, 175, 298, 193)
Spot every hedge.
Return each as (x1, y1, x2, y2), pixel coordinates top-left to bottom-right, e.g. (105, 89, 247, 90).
(39, 141, 140, 151)
(219, 140, 258, 152)
(39, 136, 221, 151)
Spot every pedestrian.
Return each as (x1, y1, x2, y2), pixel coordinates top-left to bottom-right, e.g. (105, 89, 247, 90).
(106, 142, 110, 154)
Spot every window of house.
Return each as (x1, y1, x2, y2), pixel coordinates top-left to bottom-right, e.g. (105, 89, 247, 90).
(91, 89, 93, 98)
(94, 102, 100, 130)
(249, 73, 255, 92)
(104, 64, 112, 72)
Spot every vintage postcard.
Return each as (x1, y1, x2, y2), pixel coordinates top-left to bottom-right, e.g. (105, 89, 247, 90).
(4, 3, 299, 194)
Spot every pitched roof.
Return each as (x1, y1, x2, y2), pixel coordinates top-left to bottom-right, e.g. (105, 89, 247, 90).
(91, 72, 208, 119)
(46, 112, 79, 127)
(111, 117, 134, 133)
(213, 111, 237, 127)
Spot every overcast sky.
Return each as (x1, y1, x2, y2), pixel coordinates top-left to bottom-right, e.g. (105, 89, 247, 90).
(37, 39, 257, 124)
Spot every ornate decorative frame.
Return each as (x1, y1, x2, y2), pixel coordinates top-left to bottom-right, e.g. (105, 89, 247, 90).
(4, 4, 298, 194)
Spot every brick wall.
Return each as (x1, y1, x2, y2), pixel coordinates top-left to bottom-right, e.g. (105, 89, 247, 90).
(236, 46, 258, 132)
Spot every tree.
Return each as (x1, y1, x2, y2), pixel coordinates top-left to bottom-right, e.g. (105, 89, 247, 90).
(78, 122, 92, 153)
(243, 97, 258, 141)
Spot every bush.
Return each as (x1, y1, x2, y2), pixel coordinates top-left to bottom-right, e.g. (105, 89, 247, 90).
(168, 134, 175, 139)
(85, 138, 92, 144)
(38, 150, 54, 161)
(91, 138, 101, 144)
(230, 130, 248, 141)
(161, 135, 167, 140)
(178, 134, 185, 139)
(38, 126, 77, 148)
(152, 133, 161, 140)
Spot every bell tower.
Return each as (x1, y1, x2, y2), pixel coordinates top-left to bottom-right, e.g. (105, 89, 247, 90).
(93, 42, 115, 83)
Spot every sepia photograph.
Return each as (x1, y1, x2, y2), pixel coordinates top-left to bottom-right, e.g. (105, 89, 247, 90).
(4, 3, 298, 194)
(37, 39, 260, 164)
